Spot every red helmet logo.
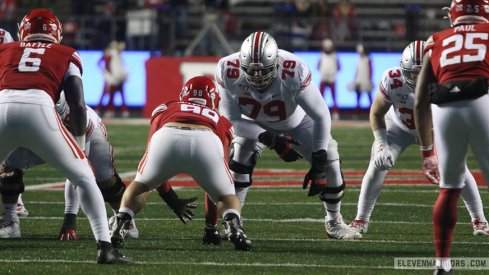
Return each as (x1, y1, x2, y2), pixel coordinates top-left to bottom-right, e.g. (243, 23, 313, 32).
(179, 76, 220, 110)
(18, 9, 62, 43)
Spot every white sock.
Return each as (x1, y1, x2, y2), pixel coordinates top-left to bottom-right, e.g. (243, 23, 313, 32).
(3, 203, 18, 223)
(461, 172, 486, 222)
(64, 180, 80, 215)
(119, 207, 135, 218)
(76, 176, 110, 242)
(235, 187, 249, 207)
(355, 162, 388, 221)
(435, 258, 452, 271)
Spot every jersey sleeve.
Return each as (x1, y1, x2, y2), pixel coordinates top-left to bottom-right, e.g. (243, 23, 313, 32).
(297, 57, 312, 92)
(70, 51, 83, 75)
(378, 69, 393, 103)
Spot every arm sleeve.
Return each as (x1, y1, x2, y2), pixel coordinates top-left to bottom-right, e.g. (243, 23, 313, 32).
(295, 83, 331, 151)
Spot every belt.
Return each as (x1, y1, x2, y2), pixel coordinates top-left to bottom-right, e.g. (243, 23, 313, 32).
(164, 125, 210, 131)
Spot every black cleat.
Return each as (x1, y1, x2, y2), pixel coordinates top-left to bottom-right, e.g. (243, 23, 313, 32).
(223, 213, 252, 251)
(96, 241, 134, 264)
(110, 213, 131, 249)
(202, 227, 222, 245)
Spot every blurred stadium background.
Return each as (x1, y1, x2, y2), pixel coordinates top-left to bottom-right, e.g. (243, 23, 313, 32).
(0, 0, 451, 118)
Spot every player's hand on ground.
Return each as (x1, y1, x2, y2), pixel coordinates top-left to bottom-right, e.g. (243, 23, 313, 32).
(58, 227, 79, 240)
(258, 131, 303, 162)
(302, 149, 328, 196)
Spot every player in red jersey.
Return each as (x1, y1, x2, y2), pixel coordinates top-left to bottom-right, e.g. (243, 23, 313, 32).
(0, 9, 132, 264)
(414, 1, 489, 273)
(110, 76, 252, 251)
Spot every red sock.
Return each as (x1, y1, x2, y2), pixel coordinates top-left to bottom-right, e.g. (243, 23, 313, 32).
(433, 188, 462, 258)
(204, 193, 218, 228)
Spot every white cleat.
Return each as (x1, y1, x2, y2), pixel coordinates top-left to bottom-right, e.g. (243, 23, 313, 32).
(348, 219, 369, 234)
(325, 215, 362, 240)
(16, 203, 29, 217)
(109, 214, 139, 239)
(0, 221, 21, 238)
(472, 219, 489, 236)
(126, 219, 139, 239)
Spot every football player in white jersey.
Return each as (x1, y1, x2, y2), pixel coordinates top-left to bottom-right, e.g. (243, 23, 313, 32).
(215, 31, 361, 240)
(348, 41, 489, 235)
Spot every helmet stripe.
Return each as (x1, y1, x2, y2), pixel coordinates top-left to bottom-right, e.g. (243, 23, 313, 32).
(252, 32, 262, 63)
(415, 40, 422, 65)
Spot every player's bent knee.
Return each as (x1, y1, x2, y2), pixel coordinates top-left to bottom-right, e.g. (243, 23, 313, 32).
(229, 160, 253, 188)
(0, 168, 25, 196)
(98, 173, 126, 203)
(319, 183, 345, 204)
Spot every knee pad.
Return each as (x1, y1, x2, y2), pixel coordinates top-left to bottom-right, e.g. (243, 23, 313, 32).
(98, 173, 126, 203)
(319, 182, 345, 204)
(0, 168, 25, 196)
(229, 137, 264, 189)
(229, 160, 254, 188)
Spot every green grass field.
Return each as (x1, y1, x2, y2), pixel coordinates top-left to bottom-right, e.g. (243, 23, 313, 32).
(1, 120, 488, 274)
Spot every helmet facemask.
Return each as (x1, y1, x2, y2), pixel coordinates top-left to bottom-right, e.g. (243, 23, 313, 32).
(239, 32, 279, 91)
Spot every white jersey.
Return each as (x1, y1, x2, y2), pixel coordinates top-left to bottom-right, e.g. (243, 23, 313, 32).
(216, 49, 330, 151)
(378, 66, 416, 135)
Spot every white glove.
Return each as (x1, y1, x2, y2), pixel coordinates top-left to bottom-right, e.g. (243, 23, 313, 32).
(373, 144, 394, 170)
(372, 129, 394, 170)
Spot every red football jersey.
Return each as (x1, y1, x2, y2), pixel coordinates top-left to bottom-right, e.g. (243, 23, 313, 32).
(0, 41, 82, 102)
(425, 23, 489, 84)
(149, 101, 234, 157)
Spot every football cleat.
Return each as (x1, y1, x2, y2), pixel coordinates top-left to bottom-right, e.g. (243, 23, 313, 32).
(0, 220, 20, 238)
(58, 227, 79, 240)
(222, 213, 251, 251)
(202, 226, 222, 245)
(126, 220, 139, 239)
(325, 215, 362, 240)
(110, 214, 130, 249)
(472, 219, 489, 236)
(96, 241, 134, 264)
(348, 219, 369, 234)
(16, 203, 29, 217)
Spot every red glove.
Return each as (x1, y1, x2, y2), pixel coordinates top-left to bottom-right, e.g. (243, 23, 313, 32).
(421, 146, 440, 184)
(58, 227, 79, 240)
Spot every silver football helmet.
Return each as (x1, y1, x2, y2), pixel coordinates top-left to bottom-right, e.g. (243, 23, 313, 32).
(400, 40, 425, 90)
(239, 32, 278, 90)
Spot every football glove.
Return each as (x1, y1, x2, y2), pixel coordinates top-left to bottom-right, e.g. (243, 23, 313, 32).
(58, 227, 79, 240)
(421, 146, 440, 185)
(157, 184, 197, 224)
(302, 149, 328, 196)
(258, 131, 303, 162)
(373, 144, 394, 170)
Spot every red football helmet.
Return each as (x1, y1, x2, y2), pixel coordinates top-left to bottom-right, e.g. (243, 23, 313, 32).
(446, 0, 489, 26)
(18, 9, 62, 43)
(179, 76, 220, 110)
